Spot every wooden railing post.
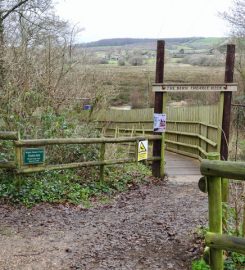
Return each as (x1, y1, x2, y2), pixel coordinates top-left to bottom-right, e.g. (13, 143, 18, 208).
(135, 139, 139, 164)
(15, 132, 21, 170)
(160, 92, 167, 177)
(14, 132, 23, 191)
(99, 143, 105, 183)
(207, 152, 223, 270)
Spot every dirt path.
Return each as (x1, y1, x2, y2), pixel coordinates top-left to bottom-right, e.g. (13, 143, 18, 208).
(0, 176, 208, 270)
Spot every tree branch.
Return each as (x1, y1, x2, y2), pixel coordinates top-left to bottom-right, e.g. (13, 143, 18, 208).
(2, 0, 29, 20)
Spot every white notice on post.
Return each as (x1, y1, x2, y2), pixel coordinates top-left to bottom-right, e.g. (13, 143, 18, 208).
(153, 113, 166, 132)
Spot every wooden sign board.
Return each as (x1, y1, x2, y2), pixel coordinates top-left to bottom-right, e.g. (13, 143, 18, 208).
(23, 148, 45, 165)
(152, 83, 238, 92)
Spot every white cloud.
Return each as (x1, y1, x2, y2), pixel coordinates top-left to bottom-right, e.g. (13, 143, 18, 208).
(55, 0, 233, 42)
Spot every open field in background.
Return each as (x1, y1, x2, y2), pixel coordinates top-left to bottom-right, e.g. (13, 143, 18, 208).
(77, 39, 242, 106)
(90, 63, 234, 107)
(71, 37, 244, 111)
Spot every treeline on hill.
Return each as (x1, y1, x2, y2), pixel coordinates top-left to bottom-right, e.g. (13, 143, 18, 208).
(80, 37, 200, 48)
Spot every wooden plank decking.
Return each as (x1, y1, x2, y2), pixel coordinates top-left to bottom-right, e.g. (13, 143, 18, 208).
(165, 151, 201, 176)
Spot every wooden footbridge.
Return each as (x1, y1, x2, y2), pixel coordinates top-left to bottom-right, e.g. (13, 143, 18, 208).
(82, 103, 223, 178)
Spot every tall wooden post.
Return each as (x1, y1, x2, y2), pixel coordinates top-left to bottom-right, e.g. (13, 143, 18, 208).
(152, 40, 165, 177)
(220, 44, 235, 203)
(221, 44, 235, 161)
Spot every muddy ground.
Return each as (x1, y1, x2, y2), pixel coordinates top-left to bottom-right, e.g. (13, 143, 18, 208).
(0, 176, 208, 270)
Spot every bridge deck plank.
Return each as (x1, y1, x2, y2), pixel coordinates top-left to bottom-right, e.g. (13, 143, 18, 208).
(165, 151, 201, 176)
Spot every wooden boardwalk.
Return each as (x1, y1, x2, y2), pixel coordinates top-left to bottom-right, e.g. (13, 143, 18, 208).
(165, 151, 201, 176)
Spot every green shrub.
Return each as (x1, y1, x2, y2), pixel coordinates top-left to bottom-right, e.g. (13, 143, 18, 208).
(192, 259, 210, 270)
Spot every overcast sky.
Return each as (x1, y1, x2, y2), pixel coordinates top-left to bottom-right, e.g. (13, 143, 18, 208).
(55, 0, 233, 42)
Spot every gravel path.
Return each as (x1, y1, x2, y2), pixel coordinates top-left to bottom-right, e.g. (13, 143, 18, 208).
(0, 176, 208, 270)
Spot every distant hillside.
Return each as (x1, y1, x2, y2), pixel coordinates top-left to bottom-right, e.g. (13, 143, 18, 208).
(79, 37, 227, 50)
(81, 38, 195, 47)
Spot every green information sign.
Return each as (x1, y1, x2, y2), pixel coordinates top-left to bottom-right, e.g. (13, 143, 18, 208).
(23, 148, 45, 165)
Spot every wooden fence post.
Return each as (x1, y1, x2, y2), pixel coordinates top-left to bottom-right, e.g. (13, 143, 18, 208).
(15, 132, 21, 169)
(99, 143, 105, 183)
(14, 132, 23, 191)
(152, 40, 165, 177)
(207, 152, 223, 270)
(135, 139, 139, 164)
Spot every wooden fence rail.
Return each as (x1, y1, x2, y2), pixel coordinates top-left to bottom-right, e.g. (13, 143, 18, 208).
(0, 131, 19, 140)
(199, 153, 245, 270)
(1, 135, 162, 180)
(206, 232, 245, 255)
(14, 136, 159, 146)
(201, 159, 245, 180)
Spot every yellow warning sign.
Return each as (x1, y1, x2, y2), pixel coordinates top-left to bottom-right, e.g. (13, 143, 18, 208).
(138, 140, 148, 161)
(140, 142, 147, 152)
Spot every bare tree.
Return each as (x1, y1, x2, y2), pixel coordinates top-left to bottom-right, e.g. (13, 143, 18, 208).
(0, 0, 118, 133)
(0, 0, 29, 88)
(0, 0, 58, 89)
(222, 0, 245, 37)
(0, 0, 75, 128)
(222, 0, 245, 97)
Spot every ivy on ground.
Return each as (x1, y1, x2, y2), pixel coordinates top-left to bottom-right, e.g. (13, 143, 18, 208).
(0, 163, 151, 207)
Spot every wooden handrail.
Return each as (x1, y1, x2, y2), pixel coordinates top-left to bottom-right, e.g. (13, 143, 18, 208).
(15, 135, 162, 147)
(96, 120, 218, 129)
(101, 128, 217, 148)
(201, 159, 245, 180)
